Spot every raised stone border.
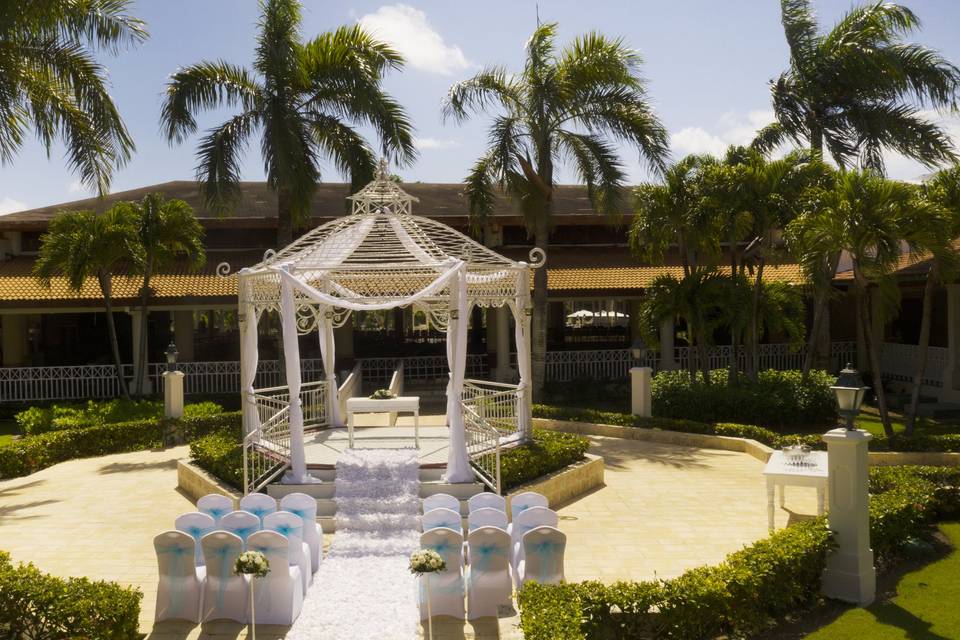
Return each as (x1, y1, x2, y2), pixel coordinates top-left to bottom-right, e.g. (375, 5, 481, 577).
(177, 460, 241, 506)
(533, 417, 960, 467)
(505, 453, 604, 511)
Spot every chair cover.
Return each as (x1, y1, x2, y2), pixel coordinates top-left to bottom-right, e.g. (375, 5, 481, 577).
(419, 528, 465, 620)
(468, 507, 508, 533)
(247, 530, 304, 625)
(175, 512, 216, 567)
(201, 531, 247, 623)
(421, 507, 462, 533)
(240, 493, 277, 524)
(518, 526, 566, 586)
(509, 506, 559, 572)
(281, 492, 323, 573)
(465, 526, 512, 619)
(220, 510, 261, 545)
(264, 511, 312, 592)
(197, 494, 234, 526)
(423, 493, 460, 514)
(468, 493, 506, 514)
(154, 530, 203, 623)
(509, 491, 548, 520)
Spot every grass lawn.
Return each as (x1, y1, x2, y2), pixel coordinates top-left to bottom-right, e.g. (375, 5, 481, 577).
(0, 420, 18, 445)
(805, 522, 960, 640)
(852, 406, 960, 438)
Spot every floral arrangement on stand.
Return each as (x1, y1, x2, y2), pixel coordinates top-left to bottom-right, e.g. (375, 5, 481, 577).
(410, 549, 447, 640)
(369, 388, 397, 400)
(235, 550, 270, 639)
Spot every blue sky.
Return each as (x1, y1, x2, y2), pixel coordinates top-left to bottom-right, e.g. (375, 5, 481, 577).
(3, 0, 960, 214)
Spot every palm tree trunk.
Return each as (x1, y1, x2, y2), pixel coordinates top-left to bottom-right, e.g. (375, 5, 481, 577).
(277, 187, 293, 248)
(531, 210, 549, 402)
(749, 258, 765, 382)
(808, 120, 823, 162)
(802, 252, 840, 380)
(98, 270, 130, 399)
(698, 328, 711, 385)
(905, 264, 938, 436)
(135, 257, 153, 397)
(855, 269, 893, 438)
(729, 251, 739, 385)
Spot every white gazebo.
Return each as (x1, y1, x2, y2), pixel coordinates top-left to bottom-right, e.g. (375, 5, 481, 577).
(237, 163, 540, 494)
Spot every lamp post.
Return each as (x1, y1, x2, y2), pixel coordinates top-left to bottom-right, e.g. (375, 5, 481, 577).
(165, 341, 179, 373)
(830, 363, 869, 430)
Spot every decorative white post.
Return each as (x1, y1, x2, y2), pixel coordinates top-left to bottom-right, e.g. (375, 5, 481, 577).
(821, 427, 876, 606)
(630, 367, 652, 417)
(162, 370, 185, 419)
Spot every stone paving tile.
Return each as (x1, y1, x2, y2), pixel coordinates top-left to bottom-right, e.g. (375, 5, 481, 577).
(0, 433, 817, 639)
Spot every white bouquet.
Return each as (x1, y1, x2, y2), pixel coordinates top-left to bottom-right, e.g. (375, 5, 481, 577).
(234, 550, 270, 578)
(409, 549, 446, 576)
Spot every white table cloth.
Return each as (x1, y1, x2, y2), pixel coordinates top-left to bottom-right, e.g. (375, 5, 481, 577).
(762, 450, 827, 531)
(346, 396, 421, 448)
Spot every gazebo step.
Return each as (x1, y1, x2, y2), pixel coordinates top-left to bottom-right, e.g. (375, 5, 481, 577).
(268, 479, 485, 502)
(317, 515, 474, 534)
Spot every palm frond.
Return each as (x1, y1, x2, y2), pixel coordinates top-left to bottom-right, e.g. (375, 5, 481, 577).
(442, 66, 524, 122)
(194, 110, 260, 215)
(556, 129, 626, 216)
(160, 61, 262, 143)
(779, 0, 819, 76)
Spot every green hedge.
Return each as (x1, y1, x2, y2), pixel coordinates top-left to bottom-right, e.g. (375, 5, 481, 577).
(519, 518, 833, 640)
(533, 404, 960, 453)
(0, 411, 241, 480)
(0, 550, 142, 639)
(651, 369, 837, 427)
(500, 429, 590, 492)
(190, 430, 245, 489)
(16, 398, 223, 436)
(518, 466, 960, 639)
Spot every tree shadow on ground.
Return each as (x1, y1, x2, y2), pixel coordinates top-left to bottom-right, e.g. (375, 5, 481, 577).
(0, 498, 59, 521)
(585, 437, 710, 471)
(144, 620, 288, 639)
(0, 478, 46, 498)
(98, 458, 178, 474)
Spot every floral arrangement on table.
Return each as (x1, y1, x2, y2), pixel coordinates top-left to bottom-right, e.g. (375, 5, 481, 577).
(409, 548, 446, 576)
(369, 388, 397, 400)
(234, 550, 271, 577)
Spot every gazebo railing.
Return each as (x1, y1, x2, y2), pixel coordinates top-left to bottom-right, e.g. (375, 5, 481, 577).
(463, 402, 502, 494)
(462, 379, 519, 437)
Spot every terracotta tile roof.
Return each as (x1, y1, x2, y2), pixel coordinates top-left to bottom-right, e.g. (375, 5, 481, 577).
(833, 246, 950, 282)
(546, 263, 805, 291)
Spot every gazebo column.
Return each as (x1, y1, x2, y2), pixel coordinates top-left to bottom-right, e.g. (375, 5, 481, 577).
(238, 275, 260, 441)
(279, 271, 311, 484)
(495, 306, 512, 382)
(513, 266, 533, 441)
(444, 265, 473, 483)
(319, 309, 343, 427)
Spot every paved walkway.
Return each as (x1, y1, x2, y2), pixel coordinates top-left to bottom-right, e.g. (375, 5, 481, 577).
(0, 434, 818, 639)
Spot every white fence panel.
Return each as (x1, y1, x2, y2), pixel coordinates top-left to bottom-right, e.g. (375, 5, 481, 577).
(880, 343, 948, 388)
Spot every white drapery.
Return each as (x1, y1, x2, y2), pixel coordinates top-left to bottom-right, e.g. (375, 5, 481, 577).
(443, 264, 473, 482)
(280, 268, 309, 483)
(514, 266, 532, 438)
(318, 309, 343, 427)
(239, 274, 261, 438)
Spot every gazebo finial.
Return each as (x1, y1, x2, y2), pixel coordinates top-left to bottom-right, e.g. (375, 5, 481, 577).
(375, 157, 390, 182)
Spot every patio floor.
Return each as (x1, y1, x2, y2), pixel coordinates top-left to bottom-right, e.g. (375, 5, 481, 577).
(0, 428, 819, 639)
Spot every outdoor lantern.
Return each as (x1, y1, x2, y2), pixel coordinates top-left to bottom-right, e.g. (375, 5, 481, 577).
(831, 362, 869, 430)
(631, 337, 647, 361)
(165, 341, 179, 372)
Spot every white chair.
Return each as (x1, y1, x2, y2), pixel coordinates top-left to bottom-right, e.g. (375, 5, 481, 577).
(468, 507, 508, 533)
(240, 493, 277, 524)
(517, 526, 566, 586)
(281, 492, 323, 573)
(175, 512, 215, 567)
(197, 494, 234, 526)
(200, 531, 247, 623)
(220, 510, 261, 545)
(465, 526, 513, 620)
(264, 511, 312, 593)
(468, 493, 506, 514)
(419, 528, 465, 620)
(247, 530, 304, 625)
(509, 491, 548, 520)
(154, 530, 203, 623)
(422, 507, 462, 533)
(509, 506, 559, 572)
(423, 493, 460, 514)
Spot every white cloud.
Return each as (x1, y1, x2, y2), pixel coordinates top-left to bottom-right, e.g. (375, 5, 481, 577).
(358, 4, 471, 75)
(415, 136, 459, 150)
(67, 179, 86, 195)
(670, 109, 775, 158)
(0, 197, 26, 216)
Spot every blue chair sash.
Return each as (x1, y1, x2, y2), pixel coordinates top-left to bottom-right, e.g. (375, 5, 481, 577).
(469, 543, 507, 584)
(157, 544, 193, 617)
(528, 541, 563, 582)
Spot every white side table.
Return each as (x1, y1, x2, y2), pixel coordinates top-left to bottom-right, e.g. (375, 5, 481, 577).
(345, 396, 421, 448)
(762, 450, 828, 531)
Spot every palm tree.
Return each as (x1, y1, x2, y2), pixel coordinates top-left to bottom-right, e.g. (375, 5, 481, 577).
(34, 208, 137, 398)
(444, 23, 669, 402)
(122, 194, 205, 396)
(790, 170, 930, 437)
(160, 0, 415, 246)
(904, 168, 960, 434)
(0, 0, 146, 193)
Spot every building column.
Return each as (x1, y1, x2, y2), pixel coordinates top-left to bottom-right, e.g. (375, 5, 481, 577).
(856, 293, 868, 370)
(334, 319, 355, 365)
(129, 310, 152, 395)
(942, 284, 960, 398)
(173, 310, 195, 362)
(659, 318, 676, 370)
(1, 314, 28, 366)
(495, 306, 512, 382)
(870, 289, 885, 351)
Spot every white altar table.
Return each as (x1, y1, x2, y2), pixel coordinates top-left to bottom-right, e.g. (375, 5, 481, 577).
(346, 397, 421, 448)
(762, 450, 827, 531)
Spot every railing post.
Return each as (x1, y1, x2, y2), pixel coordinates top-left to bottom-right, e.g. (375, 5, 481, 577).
(630, 367, 652, 418)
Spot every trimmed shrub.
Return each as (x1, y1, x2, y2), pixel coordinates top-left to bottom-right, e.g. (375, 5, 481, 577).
(189, 430, 245, 489)
(0, 550, 142, 639)
(651, 369, 836, 427)
(0, 411, 241, 480)
(15, 398, 225, 435)
(500, 429, 590, 492)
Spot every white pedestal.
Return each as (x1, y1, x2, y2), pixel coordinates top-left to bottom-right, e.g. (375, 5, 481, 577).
(630, 367, 652, 418)
(821, 428, 876, 606)
(163, 371, 185, 419)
